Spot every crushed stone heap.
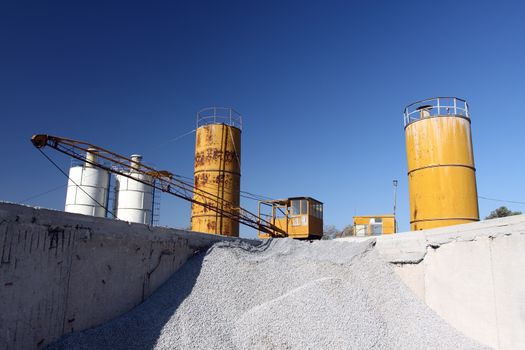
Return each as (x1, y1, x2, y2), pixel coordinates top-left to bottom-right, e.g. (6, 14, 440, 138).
(49, 239, 488, 350)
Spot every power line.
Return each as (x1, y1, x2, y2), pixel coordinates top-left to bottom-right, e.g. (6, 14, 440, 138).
(25, 157, 273, 205)
(478, 195, 525, 205)
(30, 128, 272, 206)
(155, 170, 272, 202)
(34, 148, 272, 231)
(19, 183, 66, 203)
(156, 169, 274, 202)
(240, 190, 274, 201)
(37, 148, 116, 217)
(167, 129, 196, 143)
(148, 129, 196, 151)
(19, 162, 101, 203)
(150, 128, 273, 202)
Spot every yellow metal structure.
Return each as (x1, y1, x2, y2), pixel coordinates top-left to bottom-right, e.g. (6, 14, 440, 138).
(404, 97, 479, 231)
(191, 108, 242, 237)
(353, 215, 396, 236)
(32, 134, 284, 236)
(258, 197, 323, 239)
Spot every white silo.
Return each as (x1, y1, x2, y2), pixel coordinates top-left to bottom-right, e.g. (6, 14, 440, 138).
(65, 148, 110, 217)
(114, 155, 154, 225)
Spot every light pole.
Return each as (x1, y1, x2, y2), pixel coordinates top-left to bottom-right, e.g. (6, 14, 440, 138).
(393, 180, 398, 233)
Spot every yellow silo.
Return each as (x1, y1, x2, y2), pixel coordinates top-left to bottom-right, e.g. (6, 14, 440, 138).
(404, 97, 479, 230)
(191, 107, 242, 236)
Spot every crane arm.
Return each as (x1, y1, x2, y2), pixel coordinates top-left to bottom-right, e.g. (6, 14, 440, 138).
(31, 134, 286, 237)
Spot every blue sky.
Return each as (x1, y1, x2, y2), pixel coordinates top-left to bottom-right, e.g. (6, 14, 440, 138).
(1, 0, 524, 238)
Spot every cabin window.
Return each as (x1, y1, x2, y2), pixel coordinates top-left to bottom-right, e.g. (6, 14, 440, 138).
(309, 203, 322, 219)
(291, 200, 300, 216)
(301, 200, 308, 215)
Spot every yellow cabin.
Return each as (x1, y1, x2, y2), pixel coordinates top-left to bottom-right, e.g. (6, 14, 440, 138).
(258, 197, 323, 239)
(353, 215, 396, 236)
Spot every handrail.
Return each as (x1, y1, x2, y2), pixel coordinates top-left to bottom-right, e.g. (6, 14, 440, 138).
(196, 107, 243, 130)
(403, 97, 470, 127)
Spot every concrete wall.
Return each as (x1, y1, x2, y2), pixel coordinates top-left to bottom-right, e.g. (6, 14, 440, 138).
(2, 202, 523, 350)
(341, 215, 525, 350)
(0, 202, 245, 350)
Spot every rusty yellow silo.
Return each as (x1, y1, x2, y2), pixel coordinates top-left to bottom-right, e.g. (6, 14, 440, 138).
(191, 107, 242, 236)
(404, 97, 479, 230)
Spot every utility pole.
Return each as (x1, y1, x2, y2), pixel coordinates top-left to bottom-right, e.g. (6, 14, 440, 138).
(393, 180, 398, 233)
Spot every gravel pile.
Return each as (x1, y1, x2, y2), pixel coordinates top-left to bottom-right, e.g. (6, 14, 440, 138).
(49, 239, 487, 349)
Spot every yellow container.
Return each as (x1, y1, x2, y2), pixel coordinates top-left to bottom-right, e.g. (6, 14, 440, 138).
(404, 97, 479, 230)
(191, 108, 242, 236)
(353, 215, 396, 235)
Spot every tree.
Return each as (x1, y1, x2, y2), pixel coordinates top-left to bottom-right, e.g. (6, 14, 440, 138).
(485, 206, 522, 220)
(322, 225, 339, 240)
(340, 225, 354, 238)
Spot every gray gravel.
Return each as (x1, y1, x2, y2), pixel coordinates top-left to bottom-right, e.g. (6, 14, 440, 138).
(49, 238, 488, 349)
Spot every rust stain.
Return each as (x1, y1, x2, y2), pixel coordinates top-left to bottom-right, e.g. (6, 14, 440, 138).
(207, 221, 216, 231)
(194, 173, 209, 187)
(204, 126, 214, 143)
(192, 124, 241, 236)
(194, 149, 238, 168)
(215, 174, 225, 184)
